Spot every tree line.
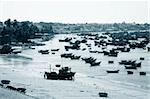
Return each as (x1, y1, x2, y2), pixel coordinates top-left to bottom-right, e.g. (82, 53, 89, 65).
(0, 19, 53, 45)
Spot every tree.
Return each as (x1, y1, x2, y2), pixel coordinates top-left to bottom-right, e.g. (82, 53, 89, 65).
(0, 19, 52, 45)
(4, 19, 11, 27)
(0, 45, 12, 54)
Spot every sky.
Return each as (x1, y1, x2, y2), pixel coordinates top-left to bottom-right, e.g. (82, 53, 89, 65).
(0, 0, 149, 23)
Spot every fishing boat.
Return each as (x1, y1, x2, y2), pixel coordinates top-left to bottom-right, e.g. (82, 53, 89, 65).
(125, 66, 137, 69)
(90, 61, 101, 66)
(99, 92, 108, 97)
(44, 67, 76, 80)
(139, 72, 146, 75)
(38, 50, 49, 54)
(51, 49, 59, 51)
(106, 70, 119, 73)
(127, 71, 133, 74)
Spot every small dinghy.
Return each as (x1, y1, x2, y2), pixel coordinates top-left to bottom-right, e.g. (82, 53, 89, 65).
(99, 92, 108, 97)
(106, 70, 119, 73)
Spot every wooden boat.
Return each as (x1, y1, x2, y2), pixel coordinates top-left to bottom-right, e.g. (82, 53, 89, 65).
(44, 72, 58, 80)
(38, 50, 49, 54)
(41, 51, 49, 54)
(1, 80, 10, 84)
(119, 60, 127, 64)
(108, 53, 118, 57)
(52, 52, 55, 54)
(121, 48, 130, 52)
(70, 55, 81, 60)
(51, 49, 59, 51)
(65, 44, 80, 50)
(108, 61, 114, 64)
(99, 92, 108, 97)
(17, 88, 26, 93)
(6, 86, 26, 93)
(125, 66, 137, 69)
(55, 64, 61, 67)
(81, 39, 87, 43)
(85, 58, 96, 63)
(108, 50, 118, 57)
(133, 62, 141, 67)
(139, 72, 146, 75)
(82, 48, 86, 51)
(90, 61, 101, 66)
(127, 71, 133, 74)
(6, 86, 17, 91)
(119, 60, 136, 65)
(89, 50, 97, 53)
(106, 70, 119, 73)
(61, 53, 72, 58)
(44, 67, 76, 80)
(97, 51, 103, 53)
(103, 51, 109, 55)
(140, 57, 144, 60)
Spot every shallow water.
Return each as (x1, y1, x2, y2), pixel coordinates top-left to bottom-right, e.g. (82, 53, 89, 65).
(0, 34, 150, 99)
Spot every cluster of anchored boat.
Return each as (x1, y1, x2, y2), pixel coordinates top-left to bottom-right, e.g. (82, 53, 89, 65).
(60, 53, 101, 66)
(42, 31, 148, 81)
(119, 58, 146, 75)
(81, 57, 101, 66)
(38, 48, 60, 54)
(0, 80, 26, 93)
(36, 31, 149, 98)
(58, 32, 149, 56)
(104, 57, 146, 75)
